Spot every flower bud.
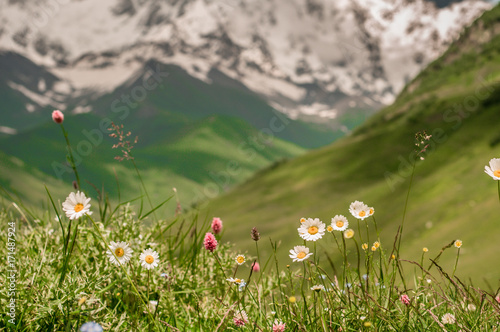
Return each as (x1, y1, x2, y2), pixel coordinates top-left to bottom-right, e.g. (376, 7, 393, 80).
(52, 110, 64, 124)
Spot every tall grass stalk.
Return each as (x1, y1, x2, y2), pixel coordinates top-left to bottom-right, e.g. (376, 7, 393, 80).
(59, 123, 81, 189)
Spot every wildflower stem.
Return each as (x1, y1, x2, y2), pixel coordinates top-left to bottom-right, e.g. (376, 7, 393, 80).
(301, 261, 306, 292)
(59, 124, 81, 189)
(233, 264, 239, 278)
(255, 242, 263, 284)
(397, 161, 416, 255)
(147, 269, 150, 302)
(58, 218, 80, 287)
(497, 180, 500, 204)
(131, 159, 157, 222)
(365, 221, 370, 252)
(352, 238, 363, 290)
(452, 248, 460, 278)
(372, 215, 380, 240)
(357, 220, 364, 245)
(64, 219, 72, 255)
(341, 235, 348, 290)
(331, 232, 343, 256)
(45, 186, 66, 249)
(314, 241, 318, 266)
(420, 252, 426, 282)
(212, 251, 227, 279)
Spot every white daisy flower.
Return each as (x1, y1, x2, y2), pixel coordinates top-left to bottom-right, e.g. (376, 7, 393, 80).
(349, 201, 369, 220)
(62, 191, 92, 220)
(297, 218, 325, 241)
(344, 229, 355, 239)
(107, 241, 133, 266)
(289, 245, 313, 262)
(139, 248, 160, 270)
(226, 277, 244, 285)
(310, 285, 325, 292)
(331, 215, 349, 231)
(485, 158, 500, 180)
(368, 207, 375, 216)
(235, 254, 246, 265)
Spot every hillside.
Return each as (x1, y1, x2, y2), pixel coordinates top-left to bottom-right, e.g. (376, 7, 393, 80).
(200, 4, 500, 285)
(0, 112, 303, 212)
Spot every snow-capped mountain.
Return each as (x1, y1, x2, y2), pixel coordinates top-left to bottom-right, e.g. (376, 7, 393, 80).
(0, 0, 492, 126)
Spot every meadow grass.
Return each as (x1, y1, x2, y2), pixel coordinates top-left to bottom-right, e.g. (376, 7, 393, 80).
(2, 188, 500, 331)
(1, 119, 500, 331)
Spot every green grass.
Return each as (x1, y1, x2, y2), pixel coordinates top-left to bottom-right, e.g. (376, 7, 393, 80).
(2, 161, 500, 331)
(1, 173, 499, 331)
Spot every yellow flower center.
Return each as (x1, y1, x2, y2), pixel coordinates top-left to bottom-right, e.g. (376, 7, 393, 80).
(145, 255, 154, 264)
(494, 170, 500, 177)
(74, 203, 84, 212)
(336, 220, 344, 228)
(308, 226, 318, 235)
(236, 256, 245, 264)
(235, 278, 241, 283)
(374, 242, 380, 248)
(297, 252, 307, 259)
(300, 218, 306, 223)
(369, 208, 374, 215)
(362, 243, 368, 250)
(289, 296, 296, 303)
(115, 248, 124, 257)
(327, 226, 333, 232)
(358, 211, 366, 217)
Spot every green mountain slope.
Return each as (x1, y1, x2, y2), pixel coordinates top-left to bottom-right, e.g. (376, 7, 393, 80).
(89, 62, 341, 149)
(200, 5, 500, 285)
(0, 112, 303, 213)
(0, 150, 72, 209)
(0, 52, 62, 132)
